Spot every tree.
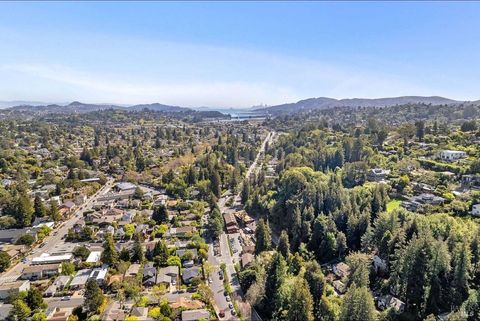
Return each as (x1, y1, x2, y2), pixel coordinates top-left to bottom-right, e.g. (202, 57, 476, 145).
(15, 234, 35, 246)
(241, 180, 250, 204)
(345, 252, 371, 288)
(264, 252, 287, 319)
(415, 121, 425, 141)
(210, 169, 221, 198)
(0, 251, 11, 272)
(123, 224, 135, 240)
(152, 240, 169, 267)
(49, 200, 61, 222)
(277, 230, 290, 258)
(451, 241, 472, 307)
(287, 276, 314, 321)
(32, 312, 47, 321)
(133, 187, 144, 200)
(84, 279, 105, 314)
(14, 194, 34, 227)
(9, 299, 31, 321)
(101, 233, 118, 265)
(61, 262, 76, 275)
(152, 205, 168, 224)
(26, 288, 47, 311)
(255, 219, 272, 255)
(33, 195, 46, 218)
(131, 236, 145, 263)
(208, 208, 223, 239)
(340, 286, 377, 321)
(73, 246, 90, 260)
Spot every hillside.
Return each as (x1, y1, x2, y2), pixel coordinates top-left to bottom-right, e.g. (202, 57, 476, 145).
(256, 96, 466, 114)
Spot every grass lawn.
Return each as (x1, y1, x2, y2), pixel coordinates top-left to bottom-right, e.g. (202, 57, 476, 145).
(386, 199, 402, 212)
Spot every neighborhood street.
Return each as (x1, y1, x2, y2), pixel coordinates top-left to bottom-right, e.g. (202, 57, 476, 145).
(1, 178, 115, 281)
(209, 131, 274, 320)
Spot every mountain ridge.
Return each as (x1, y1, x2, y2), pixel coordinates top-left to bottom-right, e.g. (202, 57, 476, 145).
(254, 95, 471, 113)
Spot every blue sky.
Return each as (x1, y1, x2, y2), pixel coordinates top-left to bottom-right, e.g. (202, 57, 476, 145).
(1, 2, 480, 107)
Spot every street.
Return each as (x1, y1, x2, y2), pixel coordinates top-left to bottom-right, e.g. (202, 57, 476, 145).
(209, 131, 274, 320)
(1, 178, 115, 281)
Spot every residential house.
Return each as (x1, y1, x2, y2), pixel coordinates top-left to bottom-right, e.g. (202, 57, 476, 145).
(125, 264, 141, 279)
(241, 253, 254, 269)
(223, 212, 239, 234)
(21, 263, 61, 280)
(367, 168, 391, 182)
(86, 251, 102, 264)
(332, 280, 347, 294)
(377, 295, 406, 314)
(472, 204, 480, 217)
(143, 263, 157, 287)
(0, 281, 30, 299)
(70, 269, 91, 290)
(169, 226, 197, 238)
(31, 254, 73, 265)
(439, 150, 467, 162)
(182, 267, 200, 284)
(181, 309, 210, 321)
(333, 262, 350, 279)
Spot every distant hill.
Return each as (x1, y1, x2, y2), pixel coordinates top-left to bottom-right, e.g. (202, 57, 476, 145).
(255, 96, 467, 114)
(129, 103, 190, 113)
(3, 101, 191, 114)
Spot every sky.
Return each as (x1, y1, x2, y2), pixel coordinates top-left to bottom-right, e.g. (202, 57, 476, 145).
(1, 2, 480, 108)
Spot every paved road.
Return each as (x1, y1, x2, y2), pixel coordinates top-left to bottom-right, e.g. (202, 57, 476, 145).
(45, 297, 84, 309)
(1, 178, 115, 281)
(209, 131, 274, 321)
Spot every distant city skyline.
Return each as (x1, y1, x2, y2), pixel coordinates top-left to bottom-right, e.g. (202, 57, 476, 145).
(1, 2, 480, 107)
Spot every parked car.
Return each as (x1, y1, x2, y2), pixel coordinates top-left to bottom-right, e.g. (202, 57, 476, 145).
(228, 303, 234, 309)
(231, 309, 237, 316)
(226, 296, 231, 302)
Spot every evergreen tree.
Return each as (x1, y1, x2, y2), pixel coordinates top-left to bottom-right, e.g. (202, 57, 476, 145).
(9, 299, 31, 321)
(152, 205, 168, 224)
(264, 252, 287, 319)
(33, 195, 46, 218)
(210, 169, 221, 198)
(277, 230, 290, 258)
(287, 276, 314, 321)
(101, 233, 118, 265)
(153, 240, 169, 267)
(345, 252, 371, 288)
(255, 219, 272, 254)
(15, 194, 34, 227)
(340, 286, 377, 321)
(451, 241, 472, 307)
(84, 279, 105, 314)
(49, 200, 61, 222)
(130, 234, 145, 263)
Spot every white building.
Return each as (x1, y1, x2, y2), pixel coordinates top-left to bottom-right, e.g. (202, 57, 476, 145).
(0, 281, 30, 299)
(31, 253, 73, 265)
(472, 204, 480, 217)
(439, 150, 467, 161)
(86, 251, 102, 263)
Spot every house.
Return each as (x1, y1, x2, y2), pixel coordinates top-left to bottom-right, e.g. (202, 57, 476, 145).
(116, 182, 137, 192)
(181, 309, 210, 321)
(333, 262, 350, 279)
(462, 174, 480, 189)
(21, 263, 61, 280)
(86, 251, 102, 263)
(183, 260, 195, 268)
(223, 212, 239, 233)
(0, 228, 37, 244)
(176, 249, 198, 261)
(372, 255, 388, 273)
(44, 284, 57, 297)
(377, 295, 406, 314)
(401, 193, 446, 212)
(157, 266, 179, 289)
(0, 281, 30, 299)
(182, 267, 200, 284)
(89, 266, 108, 286)
(130, 307, 150, 320)
(439, 150, 467, 162)
(31, 253, 73, 265)
(472, 204, 480, 217)
(61, 200, 76, 212)
(125, 263, 141, 278)
(367, 168, 391, 182)
(169, 226, 197, 238)
(70, 269, 91, 290)
(53, 275, 72, 291)
(46, 307, 73, 321)
(143, 263, 157, 287)
(332, 280, 347, 294)
(241, 253, 254, 268)
(122, 211, 136, 223)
